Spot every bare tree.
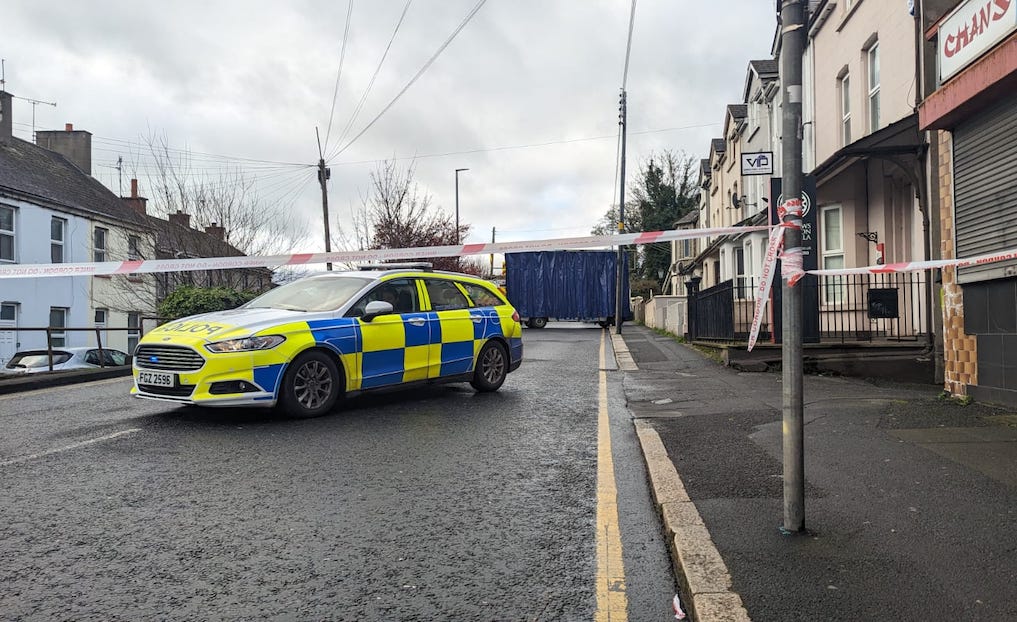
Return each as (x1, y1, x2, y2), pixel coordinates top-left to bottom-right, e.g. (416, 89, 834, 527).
(140, 132, 310, 257)
(95, 132, 311, 315)
(334, 159, 482, 274)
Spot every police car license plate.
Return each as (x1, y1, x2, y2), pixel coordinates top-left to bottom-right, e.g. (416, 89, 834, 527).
(139, 371, 176, 387)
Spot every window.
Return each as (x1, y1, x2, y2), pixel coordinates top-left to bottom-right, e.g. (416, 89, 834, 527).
(734, 247, 747, 299)
(93, 227, 108, 262)
(867, 43, 880, 132)
(127, 234, 142, 279)
(0, 205, 14, 262)
(460, 282, 503, 307)
(0, 303, 15, 321)
(127, 312, 140, 354)
(49, 307, 68, 347)
(128, 235, 141, 260)
(348, 279, 419, 316)
(425, 279, 469, 311)
(839, 73, 852, 146)
(50, 217, 66, 263)
(821, 206, 845, 304)
(94, 308, 108, 346)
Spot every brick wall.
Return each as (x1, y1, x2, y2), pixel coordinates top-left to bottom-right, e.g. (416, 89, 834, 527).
(937, 130, 978, 394)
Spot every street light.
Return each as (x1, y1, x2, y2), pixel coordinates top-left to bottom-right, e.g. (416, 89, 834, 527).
(455, 168, 469, 243)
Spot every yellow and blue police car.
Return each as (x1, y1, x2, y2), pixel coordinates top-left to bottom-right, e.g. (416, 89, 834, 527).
(132, 264, 524, 417)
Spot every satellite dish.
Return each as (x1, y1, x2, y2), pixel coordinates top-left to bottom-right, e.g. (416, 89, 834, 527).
(731, 193, 741, 209)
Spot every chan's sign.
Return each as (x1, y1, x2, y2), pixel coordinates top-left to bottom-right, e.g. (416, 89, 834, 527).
(939, 0, 1017, 81)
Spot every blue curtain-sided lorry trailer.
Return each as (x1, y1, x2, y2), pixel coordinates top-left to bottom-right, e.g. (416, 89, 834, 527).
(504, 250, 632, 328)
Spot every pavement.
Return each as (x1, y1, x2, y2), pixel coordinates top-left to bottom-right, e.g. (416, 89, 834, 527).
(615, 324, 1017, 622)
(0, 365, 132, 394)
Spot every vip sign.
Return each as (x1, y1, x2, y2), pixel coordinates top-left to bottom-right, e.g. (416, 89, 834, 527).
(939, 0, 1017, 81)
(741, 152, 774, 176)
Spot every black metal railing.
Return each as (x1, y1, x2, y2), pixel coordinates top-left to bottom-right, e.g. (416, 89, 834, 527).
(688, 271, 929, 344)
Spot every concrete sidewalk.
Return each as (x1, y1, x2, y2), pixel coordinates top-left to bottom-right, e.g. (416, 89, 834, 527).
(616, 325, 1017, 622)
(0, 366, 132, 394)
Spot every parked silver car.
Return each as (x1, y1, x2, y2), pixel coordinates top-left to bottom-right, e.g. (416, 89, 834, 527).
(1, 347, 129, 375)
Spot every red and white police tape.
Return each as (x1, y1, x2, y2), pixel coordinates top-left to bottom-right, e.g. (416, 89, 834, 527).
(746, 235, 1017, 351)
(0, 225, 770, 279)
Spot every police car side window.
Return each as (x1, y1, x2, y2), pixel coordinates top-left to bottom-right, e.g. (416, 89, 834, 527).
(460, 282, 502, 307)
(425, 279, 469, 311)
(347, 279, 420, 317)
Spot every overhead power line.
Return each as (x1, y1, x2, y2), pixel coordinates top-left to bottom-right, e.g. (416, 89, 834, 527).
(331, 0, 488, 160)
(328, 0, 413, 162)
(330, 121, 721, 167)
(323, 0, 356, 153)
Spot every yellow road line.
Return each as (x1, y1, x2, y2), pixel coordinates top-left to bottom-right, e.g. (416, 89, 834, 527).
(596, 331, 627, 621)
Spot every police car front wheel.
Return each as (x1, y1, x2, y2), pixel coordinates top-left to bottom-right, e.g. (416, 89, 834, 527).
(279, 351, 342, 418)
(471, 341, 508, 392)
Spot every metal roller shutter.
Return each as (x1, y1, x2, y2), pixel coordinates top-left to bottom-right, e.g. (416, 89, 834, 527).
(953, 94, 1017, 284)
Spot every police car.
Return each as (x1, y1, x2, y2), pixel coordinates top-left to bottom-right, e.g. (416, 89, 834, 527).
(132, 264, 524, 417)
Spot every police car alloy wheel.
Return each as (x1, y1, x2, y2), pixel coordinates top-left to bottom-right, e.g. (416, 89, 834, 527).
(280, 350, 341, 418)
(471, 341, 508, 392)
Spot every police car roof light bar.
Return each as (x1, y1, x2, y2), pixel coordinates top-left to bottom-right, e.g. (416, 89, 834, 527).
(357, 262, 433, 271)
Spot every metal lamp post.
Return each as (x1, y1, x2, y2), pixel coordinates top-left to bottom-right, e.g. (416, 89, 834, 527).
(455, 168, 469, 243)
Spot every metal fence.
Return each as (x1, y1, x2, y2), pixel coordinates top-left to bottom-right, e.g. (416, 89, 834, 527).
(0, 325, 150, 370)
(689, 271, 929, 343)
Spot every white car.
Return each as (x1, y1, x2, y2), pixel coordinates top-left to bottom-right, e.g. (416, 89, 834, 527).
(1, 347, 129, 375)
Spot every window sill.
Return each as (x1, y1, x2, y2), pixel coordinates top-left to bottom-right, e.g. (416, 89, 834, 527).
(836, 0, 864, 32)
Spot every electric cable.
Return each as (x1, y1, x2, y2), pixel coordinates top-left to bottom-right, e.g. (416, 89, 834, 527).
(323, 0, 356, 154)
(329, 0, 413, 161)
(331, 0, 488, 160)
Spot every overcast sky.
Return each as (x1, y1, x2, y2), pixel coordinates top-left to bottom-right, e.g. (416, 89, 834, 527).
(3, 0, 777, 256)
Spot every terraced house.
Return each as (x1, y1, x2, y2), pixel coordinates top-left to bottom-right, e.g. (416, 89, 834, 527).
(0, 90, 273, 364)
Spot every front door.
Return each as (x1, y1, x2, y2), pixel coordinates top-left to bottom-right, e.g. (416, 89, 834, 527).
(351, 278, 427, 389)
(0, 303, 17, 367)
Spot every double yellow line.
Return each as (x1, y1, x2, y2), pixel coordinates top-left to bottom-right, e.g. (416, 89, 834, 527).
(596, 331, 627, 621)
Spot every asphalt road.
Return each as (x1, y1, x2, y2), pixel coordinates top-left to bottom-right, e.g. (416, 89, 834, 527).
(0, 325, 675, 621)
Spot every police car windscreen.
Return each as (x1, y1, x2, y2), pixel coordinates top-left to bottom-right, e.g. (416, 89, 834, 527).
(243, 276, 373, 312)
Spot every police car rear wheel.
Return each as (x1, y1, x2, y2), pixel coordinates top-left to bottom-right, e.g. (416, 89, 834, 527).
(471, 341, 508, 392)
(280, 351, 341, 418)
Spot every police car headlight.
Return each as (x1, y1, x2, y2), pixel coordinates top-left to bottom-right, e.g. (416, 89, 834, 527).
(205, 335, 286, 353)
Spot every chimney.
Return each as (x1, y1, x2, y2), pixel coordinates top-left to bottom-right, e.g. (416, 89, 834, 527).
(0, 91, 12, 142)
(204, 223, 226, 240)
(121, 178, 148, 215)
(168, 210, 191, 229)
(36, 123, 93, 174)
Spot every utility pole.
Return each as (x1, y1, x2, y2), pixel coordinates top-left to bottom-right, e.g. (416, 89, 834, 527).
(490, 226, 496, 277)
(315, 127, 333, 271)
(780, 0, 806, 534)
(455, 168, 469, 244)
(615, 88, 627, 335)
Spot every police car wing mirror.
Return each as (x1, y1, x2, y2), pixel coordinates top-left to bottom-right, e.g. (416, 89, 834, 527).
(363, 300, 394, 322)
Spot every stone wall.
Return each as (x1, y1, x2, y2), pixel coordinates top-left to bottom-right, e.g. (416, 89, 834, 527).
(937, 130, 978, 395)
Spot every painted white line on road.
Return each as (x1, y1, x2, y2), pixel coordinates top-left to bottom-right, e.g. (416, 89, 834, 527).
(0, 428, 141, 467)
(0, 376, 130, 402)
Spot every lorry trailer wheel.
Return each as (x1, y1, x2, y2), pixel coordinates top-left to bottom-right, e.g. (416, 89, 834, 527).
(530, 317, 548, 329)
